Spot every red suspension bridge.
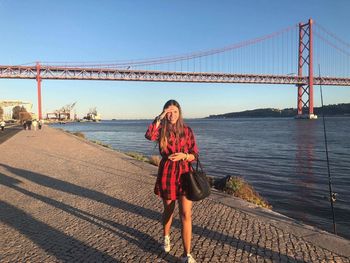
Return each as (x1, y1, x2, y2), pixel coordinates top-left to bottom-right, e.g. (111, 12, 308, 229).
(1, 19, 349, 120)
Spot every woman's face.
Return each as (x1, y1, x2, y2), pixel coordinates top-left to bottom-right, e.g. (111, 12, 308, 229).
(166, 105, 180, 124)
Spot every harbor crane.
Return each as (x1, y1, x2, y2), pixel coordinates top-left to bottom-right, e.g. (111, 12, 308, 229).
(46, 102, 77, 120)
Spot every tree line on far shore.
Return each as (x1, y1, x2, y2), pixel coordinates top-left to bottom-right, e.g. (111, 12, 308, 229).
(207, 103, 350, 118)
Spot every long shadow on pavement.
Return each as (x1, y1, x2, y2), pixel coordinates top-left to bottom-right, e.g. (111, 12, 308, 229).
(0, 125, 22, 144)
(29, 147, 157, 187)
(0, 172, 177, 263)
(0, 163, 305, 263)
(0, 201, 119, 262)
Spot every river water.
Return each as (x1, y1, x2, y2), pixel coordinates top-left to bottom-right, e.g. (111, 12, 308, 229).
(51, 117, 350, 239)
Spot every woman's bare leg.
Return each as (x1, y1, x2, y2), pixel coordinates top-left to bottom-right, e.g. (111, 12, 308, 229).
(162, 199, 176, 236)
(178, 195, 193, 255)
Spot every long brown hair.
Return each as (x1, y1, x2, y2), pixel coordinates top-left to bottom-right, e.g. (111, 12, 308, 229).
(160, 100, 185, 151)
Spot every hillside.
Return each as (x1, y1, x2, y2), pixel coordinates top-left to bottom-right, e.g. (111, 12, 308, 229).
(207, 103, 350, 118)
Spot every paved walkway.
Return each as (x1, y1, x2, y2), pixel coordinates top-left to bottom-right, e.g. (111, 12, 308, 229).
(0, 127, 349, 263)
(0, 124, 22, 144)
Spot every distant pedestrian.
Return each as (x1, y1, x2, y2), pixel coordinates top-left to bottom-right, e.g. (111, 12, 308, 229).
(38, 119, 43, 130)
(32, 120, 38, 131)
(0, 120, 5, 131)
(145, 100, 199, 263)
(26, 120, 32, 130)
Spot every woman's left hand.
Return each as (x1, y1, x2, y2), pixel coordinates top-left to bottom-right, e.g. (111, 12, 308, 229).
(168, 152, 187, 162)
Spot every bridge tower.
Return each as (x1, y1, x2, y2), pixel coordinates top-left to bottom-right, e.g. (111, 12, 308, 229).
(297, 19, 317, 119)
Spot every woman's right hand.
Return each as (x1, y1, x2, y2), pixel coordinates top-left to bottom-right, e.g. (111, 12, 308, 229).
(155, 109, 168, 128)
(157, 108, 170, 122)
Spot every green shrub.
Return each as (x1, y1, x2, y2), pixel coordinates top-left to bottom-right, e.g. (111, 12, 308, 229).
(125, 152, 149, 162)
(223, 176, 271, 209)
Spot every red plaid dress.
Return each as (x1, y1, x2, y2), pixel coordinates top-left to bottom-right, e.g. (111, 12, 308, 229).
(145, 121, 199, 200)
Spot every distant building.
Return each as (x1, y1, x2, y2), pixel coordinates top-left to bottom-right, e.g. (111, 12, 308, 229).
(0, 100, 33, 121)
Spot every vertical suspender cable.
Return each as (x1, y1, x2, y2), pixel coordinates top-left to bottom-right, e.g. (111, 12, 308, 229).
(318, 64, 337, 235)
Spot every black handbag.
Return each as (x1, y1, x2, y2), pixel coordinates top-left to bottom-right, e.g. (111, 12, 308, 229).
(182, 158, 211, 201)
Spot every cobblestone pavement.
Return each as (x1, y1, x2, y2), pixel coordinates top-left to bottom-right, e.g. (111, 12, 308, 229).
(0, 127, 349, 263)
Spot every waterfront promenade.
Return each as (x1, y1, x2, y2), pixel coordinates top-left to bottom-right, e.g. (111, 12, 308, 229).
(0, 124, 22, 144)
(0, 127, 349, 262)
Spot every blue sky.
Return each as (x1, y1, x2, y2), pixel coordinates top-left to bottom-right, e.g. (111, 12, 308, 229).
(1, 0, 349, 119)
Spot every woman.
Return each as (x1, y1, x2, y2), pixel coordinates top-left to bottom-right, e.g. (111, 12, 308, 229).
(32, 119, 38, 131)
(145, 100, 198, 263)
(0, 120, 5, 131)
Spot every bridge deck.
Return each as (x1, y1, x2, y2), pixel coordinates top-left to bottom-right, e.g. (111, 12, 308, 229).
(1, 65, 350, 85)
(0, 126, 349, 262)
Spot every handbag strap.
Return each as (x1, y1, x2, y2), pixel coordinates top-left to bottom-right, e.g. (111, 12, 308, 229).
(195, 157, 204, 172)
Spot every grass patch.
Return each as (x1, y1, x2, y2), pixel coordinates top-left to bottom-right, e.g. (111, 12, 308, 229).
(223, 176, 271, 209)
(69, 131, 111, 148)
(62, 130, 110, 149)
(125, 152, 161, 167)
(125, 152, 150, 162)
(90, 140, 112, 148)
(72, 132, 85, 138)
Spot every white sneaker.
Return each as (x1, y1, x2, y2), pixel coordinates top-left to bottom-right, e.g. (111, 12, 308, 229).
(180, 254, 197, 263)
(163, 235, 171, 252)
